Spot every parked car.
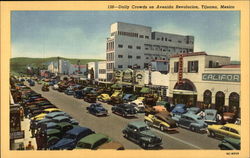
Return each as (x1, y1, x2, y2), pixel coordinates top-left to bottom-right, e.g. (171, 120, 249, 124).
(122, 121, 162, 149)
(52, 116, 71, 123)
(218, 137, 240, 150)
(49, 126, 95, 150)
(86, 103, 108, 116)
(84, 93, 97, 103)
(42, 85, 49, 92)
(186, 107, 201, 115)
(144, 105, 167, 116)
(97, 94, 111, 103)
(45, 111, 69, 119)
(222, 112, 237, 124)
(98, 141, 125, 150)
(156, 101, 171, 112)
(204, 109, 219, 125)
(175, 113, 207, 133)
(144, 111, 177, 132)
(111, 104, 137, 117)
(43, 108, 61, 114)
(207, 123, 240, 139)
(171, 104, 187, 115)
(73, 90, 84, 99)
(123, 94, 137, 103)
(29, 81, 35, 86)
(75, 133, 112, 149)
(130, 100, 145, 113)
(64, 88, 74, 95)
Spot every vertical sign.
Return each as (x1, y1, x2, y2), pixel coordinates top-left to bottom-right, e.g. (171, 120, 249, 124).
(148, 63, 152, 85)
(178, 54, 183, 84)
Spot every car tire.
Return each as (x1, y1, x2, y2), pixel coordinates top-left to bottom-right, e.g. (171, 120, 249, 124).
(190, 126, 195, 132)
(160, 125, 165, 132)
(122, 113, 126, 117)
(124, 133, 128, 139)
(141, 142, 148, 149)
(209, 130, 216, 137)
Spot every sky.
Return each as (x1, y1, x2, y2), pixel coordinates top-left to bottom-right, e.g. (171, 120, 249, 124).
(11, 11, 240, 61)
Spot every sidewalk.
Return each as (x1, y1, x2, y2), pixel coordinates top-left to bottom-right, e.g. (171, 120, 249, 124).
(14, 118, 37, 150)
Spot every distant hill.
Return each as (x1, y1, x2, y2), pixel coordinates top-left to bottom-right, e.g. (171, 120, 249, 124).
(10, 57, 104, 74)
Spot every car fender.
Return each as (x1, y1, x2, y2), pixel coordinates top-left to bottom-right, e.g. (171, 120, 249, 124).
(144, 117, 153, 123)
(218, 142, 235, 150)
(160, 122, 170, 128)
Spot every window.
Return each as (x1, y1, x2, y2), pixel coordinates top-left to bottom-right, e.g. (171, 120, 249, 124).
(144, 63, 149, 68)
(157, 38, 160, 40)
(139, 35, 144, 38)
(145, 48, 149, 50)
(118, 65, 123, 68)
(229, 128, 239, 134)
(162, 58, 165, 60)
(136, 56, 141, 59)
(136, 46, 141, 50)
(168, 39, 172, 42)
(155, 57, 158, 60)
(128, 45, 133, 49)
(178, 40, 182, 43)
(161, 37, 164, 41)
(128, 65, 132, 68)
(128, 55, 132, 59)
(118, 55, 123, 58)
(174, 62, 179, 73)
(209, 60, 213, 68)
(118, 44, 123, 48)
(146, 57, 149, 59)
(165, 38, 168, 41)
(188, 61, 199, 72)
(221, 126, 230, 131)
(145, 36, 149, 39)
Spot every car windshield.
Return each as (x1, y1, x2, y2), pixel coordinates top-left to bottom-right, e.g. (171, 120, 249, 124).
(95, 104, 102, 107)
(64, 133, 76, 139)
(139, 126, 150, 131)
(77, 143, 92, 149)
(207, 113, 215, 116)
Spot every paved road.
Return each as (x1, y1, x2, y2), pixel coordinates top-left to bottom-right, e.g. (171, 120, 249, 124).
(29, 83, 220, 150)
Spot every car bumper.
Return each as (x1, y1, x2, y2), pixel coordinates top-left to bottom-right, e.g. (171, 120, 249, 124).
(148, 142, 162, 147)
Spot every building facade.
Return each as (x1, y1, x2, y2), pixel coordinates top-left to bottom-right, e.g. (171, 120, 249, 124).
(106, 22, 194, 81)
(168, 52, 240, 116)
(97, 61, 107, 83)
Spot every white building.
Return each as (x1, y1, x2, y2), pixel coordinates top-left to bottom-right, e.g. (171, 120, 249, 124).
(97, 61, 107, 83)
(106, 22, 194, 81)
(168, 52, 240, 116)
(48, 60, 71, 75)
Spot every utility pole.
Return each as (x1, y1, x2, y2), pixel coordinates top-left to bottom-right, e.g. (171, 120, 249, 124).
(57, 56, 60, 76)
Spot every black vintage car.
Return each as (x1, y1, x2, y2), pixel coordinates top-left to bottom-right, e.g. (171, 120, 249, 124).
(122, 121, 162, 149)
(86, 103, 108, 116)
(111, 104, 137, 117)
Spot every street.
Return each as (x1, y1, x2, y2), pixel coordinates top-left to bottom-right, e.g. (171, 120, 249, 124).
(29, 83, 220, 150)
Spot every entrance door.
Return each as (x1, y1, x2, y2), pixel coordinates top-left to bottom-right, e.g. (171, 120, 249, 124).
(215, 91, 225, 114)
(173, 94, 197, 107)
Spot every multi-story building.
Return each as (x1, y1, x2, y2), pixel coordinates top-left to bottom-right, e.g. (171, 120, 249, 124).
(97, 61, 107, 83)
(48, 60, 86, 75)
(168, 52, 240, 116)
(106, 22, 194, 81)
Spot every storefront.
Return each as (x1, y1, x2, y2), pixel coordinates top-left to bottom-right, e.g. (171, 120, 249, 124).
(168, 52, 240, 116)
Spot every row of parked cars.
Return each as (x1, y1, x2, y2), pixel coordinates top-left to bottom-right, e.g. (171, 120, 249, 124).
(32, 77, 240, 150)
(14, 80, 125, 150)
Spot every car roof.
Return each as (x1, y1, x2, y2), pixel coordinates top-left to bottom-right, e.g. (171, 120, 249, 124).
(128, 121, 147, 128)
(53, 116, 69, 120)
(182, 113, 201, 119)
(66, 126, 92, 135)
(78, 133, 108, 145)
(224, 124, 240, 131)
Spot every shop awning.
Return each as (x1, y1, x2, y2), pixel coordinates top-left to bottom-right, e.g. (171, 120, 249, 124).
(173, 89, 197, 95)
(140, 87, 150, 94)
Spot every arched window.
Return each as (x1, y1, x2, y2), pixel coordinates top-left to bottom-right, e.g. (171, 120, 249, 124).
(229, 92, 240, 113)
(203, 90, 212, 105)
(215, 91, 225, 113)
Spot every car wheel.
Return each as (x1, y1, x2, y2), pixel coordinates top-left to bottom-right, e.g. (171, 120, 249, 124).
(190, 126, 195, 132)
(141, 142, 148, 149)
(124, 133, 128, 139)
(209, 130, 215, 137)
(122, 113, 126, 117)
(160, 125, 165, 131)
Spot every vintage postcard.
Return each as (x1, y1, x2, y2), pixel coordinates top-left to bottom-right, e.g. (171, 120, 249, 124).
(0, 1, 249, 158)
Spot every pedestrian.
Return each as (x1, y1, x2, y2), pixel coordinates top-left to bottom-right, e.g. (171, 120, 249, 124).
(29, 119, 36, 138)
(25, 141, 34, 150)
(35, 129, 42, 150)
(20, 107, 24, 121)
(24, 106, 29, 118)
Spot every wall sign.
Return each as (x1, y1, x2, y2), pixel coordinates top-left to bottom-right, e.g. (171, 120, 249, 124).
(202, 73, 240, 82)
